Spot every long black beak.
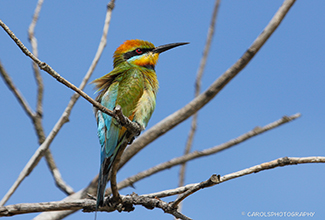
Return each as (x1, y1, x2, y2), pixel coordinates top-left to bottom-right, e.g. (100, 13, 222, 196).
(152, 42, 189, 54)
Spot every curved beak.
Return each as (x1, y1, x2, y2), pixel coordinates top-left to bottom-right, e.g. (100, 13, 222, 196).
(152, 42, 189, 54)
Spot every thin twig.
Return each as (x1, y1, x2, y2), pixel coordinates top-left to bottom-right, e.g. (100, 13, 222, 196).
(172, 156, 325, 207)
(108, 113, 300, 195)
(141, 184, 196, 199)
(1, 156, 324, 217)
(35, 176, 98, 220)
(27, 0, 75, 196)
(0, 61, 35, 118)
(178, 0, 220, 214)
(28, 0, 44, 118)
(34, 2, 298, 217)
(33, 1, 116, 219)
(173, 175, 220, 208)
(44, 153, 75, 195)
(1, 200, 93, 216)
(0, 0, 116, 207)
(118, 0, 297, 174)
(1, 194, 193, 220)
(144, 156, 325, 198)
(0, 18, 141, 136)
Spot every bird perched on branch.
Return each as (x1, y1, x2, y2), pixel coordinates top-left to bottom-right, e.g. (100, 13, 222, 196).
(92, 39, 188, 209)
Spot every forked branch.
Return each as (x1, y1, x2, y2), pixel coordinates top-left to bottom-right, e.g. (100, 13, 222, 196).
(0, 0, 117, 207)
(1, 156, 323, 219)
(117, 0, 297, 172)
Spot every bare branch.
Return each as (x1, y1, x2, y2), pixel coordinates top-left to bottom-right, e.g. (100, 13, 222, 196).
(28, 0, 44, 117)
(2, 194, 193, 220)
(119, 0, 297, 173)
(1, 51, 74, 197)
(33, 1, 116, 218)
(27, 0, 45, 141)
(0, 200, 90, 216)
(195, 0, 220, 97)
(44, 152, 75, 195)
(27, 0, 75, 196)
(174, 156, 325, 206)
(0, 61, 35, 118)
(1, 156, 323, 218)
(0, 0, 116, 207)
(172, 156, 325, 206)
(34, 177, 98, 220)
(0, 17, 140, 136)
(173, 175, 220, 209)
(0, 1, 298, 219)
(110, 113, 300, 195)
(141, 184, 196, 199)
(0, 56, 73, 197)
(0, 17, 141, 204)
(178, 0, 220, 213)
(145, 156, 325, 199)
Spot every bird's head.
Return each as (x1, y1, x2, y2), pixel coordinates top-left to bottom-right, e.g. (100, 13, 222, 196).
(113, 39, 188, 69)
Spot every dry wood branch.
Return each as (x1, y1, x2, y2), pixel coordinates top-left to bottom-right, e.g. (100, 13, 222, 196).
(0, 0, 116, 207)
(27, 0, 75, 196)
(0, 19, 142, 203)
(0, 18, 140, 136)
(1, 156, 323, 218)
(44, 152, 75, 195)
(109, 113, 300, 195)
(141, 184, 196, 199)
(141, 156, 325, 199)
(119, 0, 297, 174)
(33, 1, 116, 219)
(28, 0, 43, 117)
(0, 57, 76, 203)
(173, 175, 220, 208)
(28, 0, 45, 143)
(0, 61, 34, 118)
(178, 0, 220, 214)
(34, 177, 98, 220)
(1, 55, 73, 197)
(172, 156, 325, 205)
(0, 0, 297, 219)
(0, 200, 90, 216)
(1, 194, 193, 220)
(172, 156, 325, 206)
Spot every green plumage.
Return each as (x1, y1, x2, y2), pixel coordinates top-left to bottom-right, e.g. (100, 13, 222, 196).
(92, 39, 187, 211)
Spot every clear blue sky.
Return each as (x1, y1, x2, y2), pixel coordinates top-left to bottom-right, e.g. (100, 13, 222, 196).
(1, 1, 324, 219)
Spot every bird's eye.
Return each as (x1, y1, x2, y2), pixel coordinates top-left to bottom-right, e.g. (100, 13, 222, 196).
(135, 48, 142, 54)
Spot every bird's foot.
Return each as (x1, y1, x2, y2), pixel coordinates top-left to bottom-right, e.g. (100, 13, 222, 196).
(134, 121, 143, 136)
(128, 136, 135, 144)
(87, 193, 96, 200)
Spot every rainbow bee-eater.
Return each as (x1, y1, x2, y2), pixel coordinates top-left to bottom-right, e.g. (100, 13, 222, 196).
(92, 39, 188, 208)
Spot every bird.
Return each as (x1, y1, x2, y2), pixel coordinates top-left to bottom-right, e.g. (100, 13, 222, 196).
(92, 39, 188, 210)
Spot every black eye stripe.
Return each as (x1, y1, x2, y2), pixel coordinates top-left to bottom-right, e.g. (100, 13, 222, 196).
(123, 48, 153, 60)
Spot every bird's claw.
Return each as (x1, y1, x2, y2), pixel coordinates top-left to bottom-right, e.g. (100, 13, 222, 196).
(134, 121, 143, 136)
(128, 136, 135, 144)
(87, 193, 96, 200)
